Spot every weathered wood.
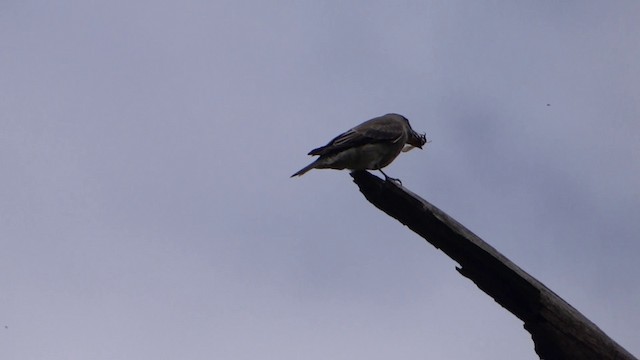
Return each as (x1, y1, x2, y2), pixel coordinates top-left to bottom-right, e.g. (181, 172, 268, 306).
(350, 170, 637, 360)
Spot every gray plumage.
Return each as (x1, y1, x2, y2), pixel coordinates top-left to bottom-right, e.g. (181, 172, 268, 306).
(291, 113, 427, 179)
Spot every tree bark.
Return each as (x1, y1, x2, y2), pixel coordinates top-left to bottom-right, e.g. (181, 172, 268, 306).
(350, 170, 636, 360)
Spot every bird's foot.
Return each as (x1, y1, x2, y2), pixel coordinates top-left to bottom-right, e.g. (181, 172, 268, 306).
(379, 170, 402, 185)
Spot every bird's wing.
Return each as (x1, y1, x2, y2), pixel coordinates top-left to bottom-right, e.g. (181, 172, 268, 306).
(308, 117, 405, 156)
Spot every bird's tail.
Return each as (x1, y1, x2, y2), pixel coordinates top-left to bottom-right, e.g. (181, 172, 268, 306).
(291, 160, 319, 177)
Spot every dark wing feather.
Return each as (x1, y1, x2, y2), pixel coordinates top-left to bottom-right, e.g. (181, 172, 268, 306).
(308, 116, 405, 156)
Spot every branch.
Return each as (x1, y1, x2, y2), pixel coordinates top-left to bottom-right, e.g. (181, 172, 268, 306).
(350, 170, 636, 360)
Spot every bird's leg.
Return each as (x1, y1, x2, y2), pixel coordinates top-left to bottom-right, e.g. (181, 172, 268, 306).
(378, 169, 402, 185)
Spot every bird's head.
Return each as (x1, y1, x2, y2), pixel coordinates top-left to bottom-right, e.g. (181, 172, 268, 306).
(392, 113, 429, 151)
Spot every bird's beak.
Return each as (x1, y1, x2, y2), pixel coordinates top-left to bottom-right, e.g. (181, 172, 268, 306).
(402, 132, 428, 152)
(409, 132, 427, 149)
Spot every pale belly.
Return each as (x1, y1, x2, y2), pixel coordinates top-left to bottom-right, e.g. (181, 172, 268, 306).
(316, 142, 405, 170)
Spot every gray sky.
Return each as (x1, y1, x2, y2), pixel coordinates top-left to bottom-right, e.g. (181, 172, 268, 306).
(2, 1, 639, 359)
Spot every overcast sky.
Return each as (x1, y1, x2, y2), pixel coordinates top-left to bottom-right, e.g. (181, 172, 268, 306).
(1, 1, 639, 359)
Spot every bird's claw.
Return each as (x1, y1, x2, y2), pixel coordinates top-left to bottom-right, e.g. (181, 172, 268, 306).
(379, 170, 402, 185)
(385, 175, 402, 185)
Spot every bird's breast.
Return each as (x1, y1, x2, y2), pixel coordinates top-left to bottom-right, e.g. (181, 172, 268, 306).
(336, 141, 405, 170)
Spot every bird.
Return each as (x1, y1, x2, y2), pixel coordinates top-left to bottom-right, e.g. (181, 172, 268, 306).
(291, 113, 427, 181)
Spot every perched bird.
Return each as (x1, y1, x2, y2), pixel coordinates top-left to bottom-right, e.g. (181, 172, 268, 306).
(291, 113, 427, 181)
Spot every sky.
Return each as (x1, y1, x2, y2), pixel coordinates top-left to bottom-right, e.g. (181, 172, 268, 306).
(1, 1, 639, 359)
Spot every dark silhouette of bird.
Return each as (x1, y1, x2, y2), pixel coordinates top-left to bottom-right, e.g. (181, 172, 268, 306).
(291, 113, 427, 181)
